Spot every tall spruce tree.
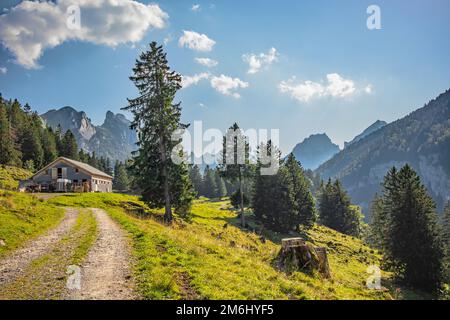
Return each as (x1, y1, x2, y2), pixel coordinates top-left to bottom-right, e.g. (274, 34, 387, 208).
(218, 123, 252, 227)
(318, 179, 361, 237)
(60, 130, 78, 160)
(0, 102, 17, 165)
(188, 165, 203, 198)
(214, 169, 227, 198)
(203, 165, 217, 198)
(283, 154, 317, 228)
(380, 165, 444, 292)
(113, 161, 130, 191)
(41, 127, 58, 165)
(20, 113, 44, 170)
(252, 141, 286, 231)
(123, 42, 191, 222)
(368, 194, 387, 249)
(253, 145, 316, 232)
(443, 202, 450, 283)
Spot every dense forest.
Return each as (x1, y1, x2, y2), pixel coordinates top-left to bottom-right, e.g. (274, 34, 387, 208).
(0, 94, 130, 191)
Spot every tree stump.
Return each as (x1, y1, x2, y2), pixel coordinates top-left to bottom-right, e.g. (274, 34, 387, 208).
(278, 237, 332, 279)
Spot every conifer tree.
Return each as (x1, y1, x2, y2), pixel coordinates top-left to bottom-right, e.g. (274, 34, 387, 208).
(123, 42, 191, 222)
(443, 201, 450, 283)
(203, 165, 218, 198)
(218, 123, 253, 227)
(380, 165, 444, 292)
(60, 130, 79, 160)
(214, 169, 227, 198)
(20, 113, 44, 170)
(170, 150, 195, 219)
(88, 151, 99, 168)
(368, 194, 386, 249)
(55, 124, 64, 155)
(252, 141, 286, 230)
(0, 102, 18, 165)
(284, 154, 316, 228)
(113, 161, 130, 191)
(41, 127, 58, 165)
(318, 179, 361, 236)
(189, 165, 203, 198)
(443, 201, 450, 255)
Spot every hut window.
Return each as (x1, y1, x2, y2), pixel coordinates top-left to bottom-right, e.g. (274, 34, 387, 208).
(75, 168, 79, 173)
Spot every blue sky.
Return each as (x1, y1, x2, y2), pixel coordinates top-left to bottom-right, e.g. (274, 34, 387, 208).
(0, 0, 449, 155)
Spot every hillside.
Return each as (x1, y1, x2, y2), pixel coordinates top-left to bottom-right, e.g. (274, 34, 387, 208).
(344, 120, 387, 148)
(41, 107, 137, 161)
(316, 89, 450, 216)
(46, 193, 398, 299)
(290, 134, 340, 170)
(0, 166, 32, 190)
(0, 190, 64, 258)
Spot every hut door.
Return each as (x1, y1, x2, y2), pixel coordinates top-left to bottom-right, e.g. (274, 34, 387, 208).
(62, 167, 67, 179)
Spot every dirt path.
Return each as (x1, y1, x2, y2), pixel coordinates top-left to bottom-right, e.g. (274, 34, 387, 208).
(0, 208, 79, 287)
(68, 208, 137, 300)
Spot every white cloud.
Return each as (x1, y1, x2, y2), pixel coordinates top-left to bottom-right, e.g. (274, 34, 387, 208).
(163, 34, 173, 46)
(178, 30, 215, 52)
(279, 73, 364, 103)
(242, 47, 278, 74)
(365, 84, 373, 94)
(195, 57, 218, 67)
(181, 72, 210, 88)
(325, 73, 356, 98)
(279, 78, 325, 102)
(191, 4, 201, 12)
(0, 67, 7, 74)
(210, 74, 249, 98)
(0, 0, 168, 69)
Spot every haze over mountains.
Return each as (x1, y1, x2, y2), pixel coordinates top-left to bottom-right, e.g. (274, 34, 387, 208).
(39, 88, 450, 217)
(316, 89, 450, 217)
(290, 134, 340, 170)
(344, 120, 387, 148)
(41, 106, 137, 162)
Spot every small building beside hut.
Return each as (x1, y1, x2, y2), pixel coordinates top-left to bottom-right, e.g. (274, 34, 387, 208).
(20, 157, 113, 193)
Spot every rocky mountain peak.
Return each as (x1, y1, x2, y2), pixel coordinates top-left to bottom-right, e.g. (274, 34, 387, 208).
(40, 107, 137, 161)
(291, 133, 340, 170)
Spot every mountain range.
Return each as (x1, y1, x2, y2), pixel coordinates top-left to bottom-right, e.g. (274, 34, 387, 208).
(344, 120, 387, 148)
(290, 133, 340, 170)
(316, 88, 450, 217)
(41, 106, 137, 162)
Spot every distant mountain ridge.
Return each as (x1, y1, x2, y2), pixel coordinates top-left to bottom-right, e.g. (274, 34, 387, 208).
(316, 89, 450, 217)
(290, 133, 340, 170)
(344, 120, 387, 148)
(41, 106, 137, 161)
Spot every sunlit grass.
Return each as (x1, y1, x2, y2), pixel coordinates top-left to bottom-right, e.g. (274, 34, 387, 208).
(48, 193, 395, 300)
(0, 190, 64, 258)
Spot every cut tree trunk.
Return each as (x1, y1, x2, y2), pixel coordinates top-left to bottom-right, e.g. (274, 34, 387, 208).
(278, 237, 331, 279)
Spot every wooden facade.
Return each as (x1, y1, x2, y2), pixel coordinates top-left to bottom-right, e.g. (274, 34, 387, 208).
(20, 157, 113, 193)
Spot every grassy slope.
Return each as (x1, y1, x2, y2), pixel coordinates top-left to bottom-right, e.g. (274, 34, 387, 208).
(0, 165, 32, 190)
(0, 190, 65, 258)
(0, 209, 97, 299)
(48, 193, 394, 300)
